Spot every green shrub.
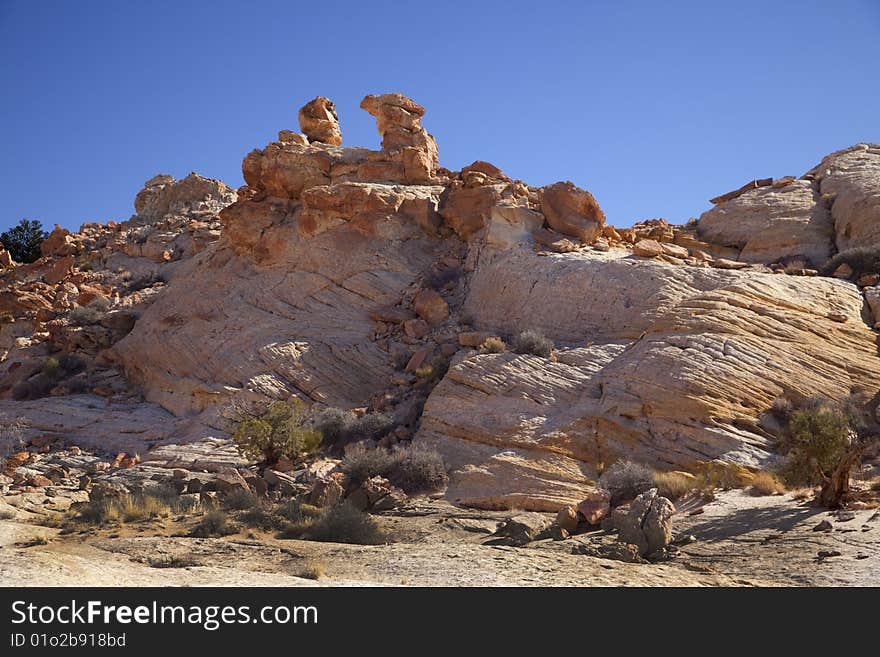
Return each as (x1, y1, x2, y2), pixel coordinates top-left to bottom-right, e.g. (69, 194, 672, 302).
(511, 329, 554, 357)
(820, 246, 880, 279)
(598, 460, 655, 506)
(778, 406, 851, 486)
(232, 399, 322, 466)
(303, 503, 386, 545)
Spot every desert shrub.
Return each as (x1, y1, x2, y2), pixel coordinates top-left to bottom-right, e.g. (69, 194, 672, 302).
(341, 445, 446, 493)
(820, 246, 880, 279)
(749, 471, 787, 496)
(479, 337, 506, 354)
(348, 412, 394, 441)
(312, 407, 394, 445)
(232, 399, 322, 466)
(69, 298, 111, 326)
(423, 266, 461, 291)
(125, 270, 167, 293)
(221, 489, 260, 511)
(341, 445, 404, 484)
(778, 405, 851, 487)
(511, 329, 553, 357)
(783, 258, 810, 274)
(0, 508, 17, 520)
(58, 354, 85, 375)
(297, 561, 326, 580)
(653, 471, 695, 500)
(190, 509, 237, 537)
(116, 495, 171, 522)
(598, 460, 655, 506)
(303, 503, 386, 545)
(238, 506, 287, 531)
(312, 407, 350, 444)
(41, 358, 60, 378)
(390, 447, 448, 494)
(0, 413, 27, 462)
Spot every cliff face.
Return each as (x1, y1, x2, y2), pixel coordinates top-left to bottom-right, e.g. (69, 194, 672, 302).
(2, 95, 880, 510)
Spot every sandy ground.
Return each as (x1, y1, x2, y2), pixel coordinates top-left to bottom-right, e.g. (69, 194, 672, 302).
(1, 491, 877, 587)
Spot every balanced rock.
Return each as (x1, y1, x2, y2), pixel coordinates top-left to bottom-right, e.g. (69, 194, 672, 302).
(538, 181, 605, 244)
(297, 96, 343, 146)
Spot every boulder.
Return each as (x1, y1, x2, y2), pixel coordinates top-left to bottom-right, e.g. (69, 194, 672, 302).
(493, 512, 553, 546)
(632, 239, 663, 257)
(412, 289, 449, 325)
(538, 181, 605, 243)
(617, 488, 675, 556)
(576, 488, 611, 525)
(297, 96, 342, 146)
(556, 504, 579, 533)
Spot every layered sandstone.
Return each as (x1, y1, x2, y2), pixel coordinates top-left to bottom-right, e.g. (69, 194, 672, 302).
(2, 94, 879, 516)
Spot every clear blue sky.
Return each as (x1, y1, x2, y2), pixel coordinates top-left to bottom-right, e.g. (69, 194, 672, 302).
(1, 0, 878, 233)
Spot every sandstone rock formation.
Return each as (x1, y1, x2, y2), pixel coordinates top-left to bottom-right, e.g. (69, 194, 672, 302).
(2, 94, 879, 518)
(298, 96, 343, 146)
(698, 179, 832, 266)
(696, 143, 880, 266)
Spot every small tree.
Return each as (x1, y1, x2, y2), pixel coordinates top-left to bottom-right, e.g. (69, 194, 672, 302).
(232, 399, 322, 467)
(0, 219, 48, 263)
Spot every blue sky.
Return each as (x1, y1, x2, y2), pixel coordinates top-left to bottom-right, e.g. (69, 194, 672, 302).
(1, 0, 878, 233)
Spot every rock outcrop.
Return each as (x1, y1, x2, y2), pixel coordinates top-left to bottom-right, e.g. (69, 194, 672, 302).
(2, 95, 879, 517)
(698, 179, 832, 266)
(298, 96, 343, 146)
(696, 143, 880, 266)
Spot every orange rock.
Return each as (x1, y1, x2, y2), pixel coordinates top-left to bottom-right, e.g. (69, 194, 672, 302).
(44, 255, 76, 285)
(298, 96, 342, 146)
(632, 239, 663, 257)
(412, 289, 449, 325)
(538, 181, 605, 243)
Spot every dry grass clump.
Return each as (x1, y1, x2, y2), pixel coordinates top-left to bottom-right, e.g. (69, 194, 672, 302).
(297, 560, 327, 580)
(70, 494, 171, 526)
(478, 337, 507, 354)
(749, 470, 787, 496)
(653, 471, 696, 500)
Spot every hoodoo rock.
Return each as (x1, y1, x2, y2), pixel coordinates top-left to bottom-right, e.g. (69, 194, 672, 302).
(360, 93, 439, 183)
(298, 96, 343, 146)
